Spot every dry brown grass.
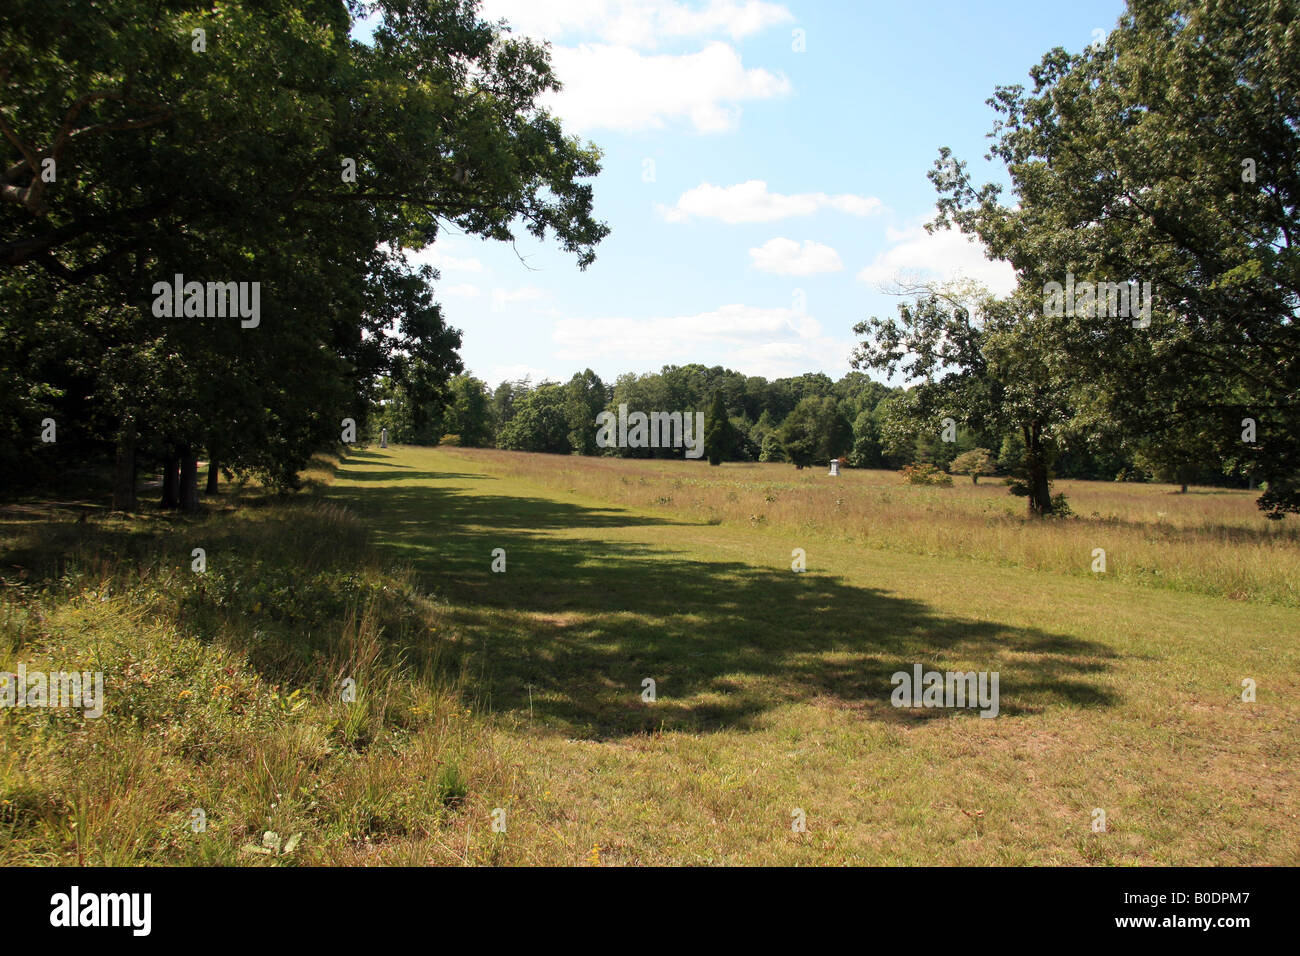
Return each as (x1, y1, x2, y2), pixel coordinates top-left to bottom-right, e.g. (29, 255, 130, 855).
(434, 448, 1300, 607)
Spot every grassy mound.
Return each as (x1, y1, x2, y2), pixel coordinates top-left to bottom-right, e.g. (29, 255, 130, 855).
(0, 458, 505, 865)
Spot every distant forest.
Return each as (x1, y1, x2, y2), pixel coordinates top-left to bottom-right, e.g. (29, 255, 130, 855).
(371, 363, 1253, 490)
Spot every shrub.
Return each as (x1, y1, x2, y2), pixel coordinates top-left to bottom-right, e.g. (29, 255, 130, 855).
(901, 463, 953, 486)
(759, 434, 786, 463)
(949, 448, 994, 484)
(1047, 492, 1074, 517)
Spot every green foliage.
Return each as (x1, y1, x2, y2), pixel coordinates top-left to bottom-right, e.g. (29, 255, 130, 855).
(371, 375, 444, 446)
(442, 376, 494, 448)
(930, 0, 1300, 517)
(949, 448, 995, 484)
(0, 0, 608, 499)
(704, 390, 732, 466)
(759, 433, 787, 463)
(498, 383, 571, 454)
(1047, 492, 1074, 518)
(848, 409, 885, 469)
(491, 379, 532, 435)
(854, 280, 1070, 515)
(779, 396, 852, 470)
(563, 370, 609, 456)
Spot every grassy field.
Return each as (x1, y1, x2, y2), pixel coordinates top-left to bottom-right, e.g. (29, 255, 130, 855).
(2, 445, 1298, 865)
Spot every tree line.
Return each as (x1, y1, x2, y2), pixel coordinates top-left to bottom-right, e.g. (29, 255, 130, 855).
(370, 362, 1267, 490)
(4, 0, 1295, 521)
(374, 0, 1298, 519)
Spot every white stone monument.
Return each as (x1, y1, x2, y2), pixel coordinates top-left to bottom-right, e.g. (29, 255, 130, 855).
(828, 459, 839, 476)
(380, 427, 388, 448)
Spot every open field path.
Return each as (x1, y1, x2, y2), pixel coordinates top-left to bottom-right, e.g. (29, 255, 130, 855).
(325, 445, 1300, 865)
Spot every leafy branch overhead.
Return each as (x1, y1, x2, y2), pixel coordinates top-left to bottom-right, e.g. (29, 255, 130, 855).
(0, 0, 608, 504)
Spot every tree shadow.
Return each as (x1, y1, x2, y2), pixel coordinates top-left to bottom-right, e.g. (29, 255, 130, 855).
(345, 449, 406, 463)
(329, 466, 1121, 740)
(340, 470, 496, 483)
(1069, 512, 1296, 546)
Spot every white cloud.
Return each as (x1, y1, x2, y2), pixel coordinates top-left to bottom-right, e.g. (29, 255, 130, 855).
(855, 220, 1016, 297)
(485, 363, 557, 386)
(491, 285, 551, 311)
(479, 0, 793, 49)
(749, 238, 843, 276)
(660, 180, 883, 223)
(556, 303, 821, 355)
(551, 302, 853, 377)
(725, 340, 853, 380)
(544, 42, 789, 133)
(408, 244, 484, 274)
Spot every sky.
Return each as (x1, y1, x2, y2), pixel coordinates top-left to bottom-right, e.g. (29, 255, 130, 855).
(373, 0, 1129, 387)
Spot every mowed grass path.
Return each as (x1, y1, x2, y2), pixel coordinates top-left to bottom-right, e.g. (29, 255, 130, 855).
(329, 445, 1300, 865)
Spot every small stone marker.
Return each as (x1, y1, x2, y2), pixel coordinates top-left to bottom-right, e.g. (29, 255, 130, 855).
(380, 427, 388, 448)
(828, 459, 839, 476)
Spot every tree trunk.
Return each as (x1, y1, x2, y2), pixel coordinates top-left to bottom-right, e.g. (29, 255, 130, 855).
(179, 447, 200, 512)
(1180, 482, 1188, 494)
(206, 457, 219, 495)
(112, 429, 137, 512)
(971, 474, 979, 485)
(160, 453, 180, 508)
(1024, 424, 1054, 516)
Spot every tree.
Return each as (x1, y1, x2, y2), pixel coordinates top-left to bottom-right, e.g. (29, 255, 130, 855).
(853, 281, 1074, 515)
(950, 448, 995, 484)
(780, 411, 818, 469)
(729, 414, 758, 461)
(563, 369, 608, 456)
(703, 390, 732, 466)
(748, 409, 781, 460)
(608, 372, 668, 458)
(442, 375, 494, 447)
(1130, 413, 1221, 492)
(498, 384, 571, 454)
(1, 0, 608, 507)
(370, 373, 444, 446)
(492, 379, 531, 436)
(930, 0, 1300, 516)
(759, 433, 786, 463)
(848, 409, 885, 469)
(778, 396, 851, 470)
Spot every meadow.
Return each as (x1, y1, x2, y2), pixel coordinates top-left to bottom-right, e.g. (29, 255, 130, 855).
(451, 447, 1300, 606)
(1, 445, 1297, 865)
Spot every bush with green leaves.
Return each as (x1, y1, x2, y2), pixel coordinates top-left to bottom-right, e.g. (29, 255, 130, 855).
(949, 448, 995, 484)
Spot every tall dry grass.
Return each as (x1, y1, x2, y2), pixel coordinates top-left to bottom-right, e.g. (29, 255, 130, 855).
(0, 487, 511, 865)
(436, 448, 1300, 607)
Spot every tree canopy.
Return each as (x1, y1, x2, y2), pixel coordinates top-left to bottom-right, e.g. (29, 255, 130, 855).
(923, 0, 1299, 516)
(1, 0, 608, 506)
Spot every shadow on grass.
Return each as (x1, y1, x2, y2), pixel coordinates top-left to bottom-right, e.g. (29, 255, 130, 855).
(340, 470, 496, 483)
(329, 457, 1120, 740)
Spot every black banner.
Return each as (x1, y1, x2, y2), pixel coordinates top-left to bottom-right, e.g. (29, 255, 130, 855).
(3, 865, 1285, 942)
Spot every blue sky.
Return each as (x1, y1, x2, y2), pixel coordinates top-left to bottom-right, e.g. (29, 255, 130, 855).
(386, 0, 1129, 386)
